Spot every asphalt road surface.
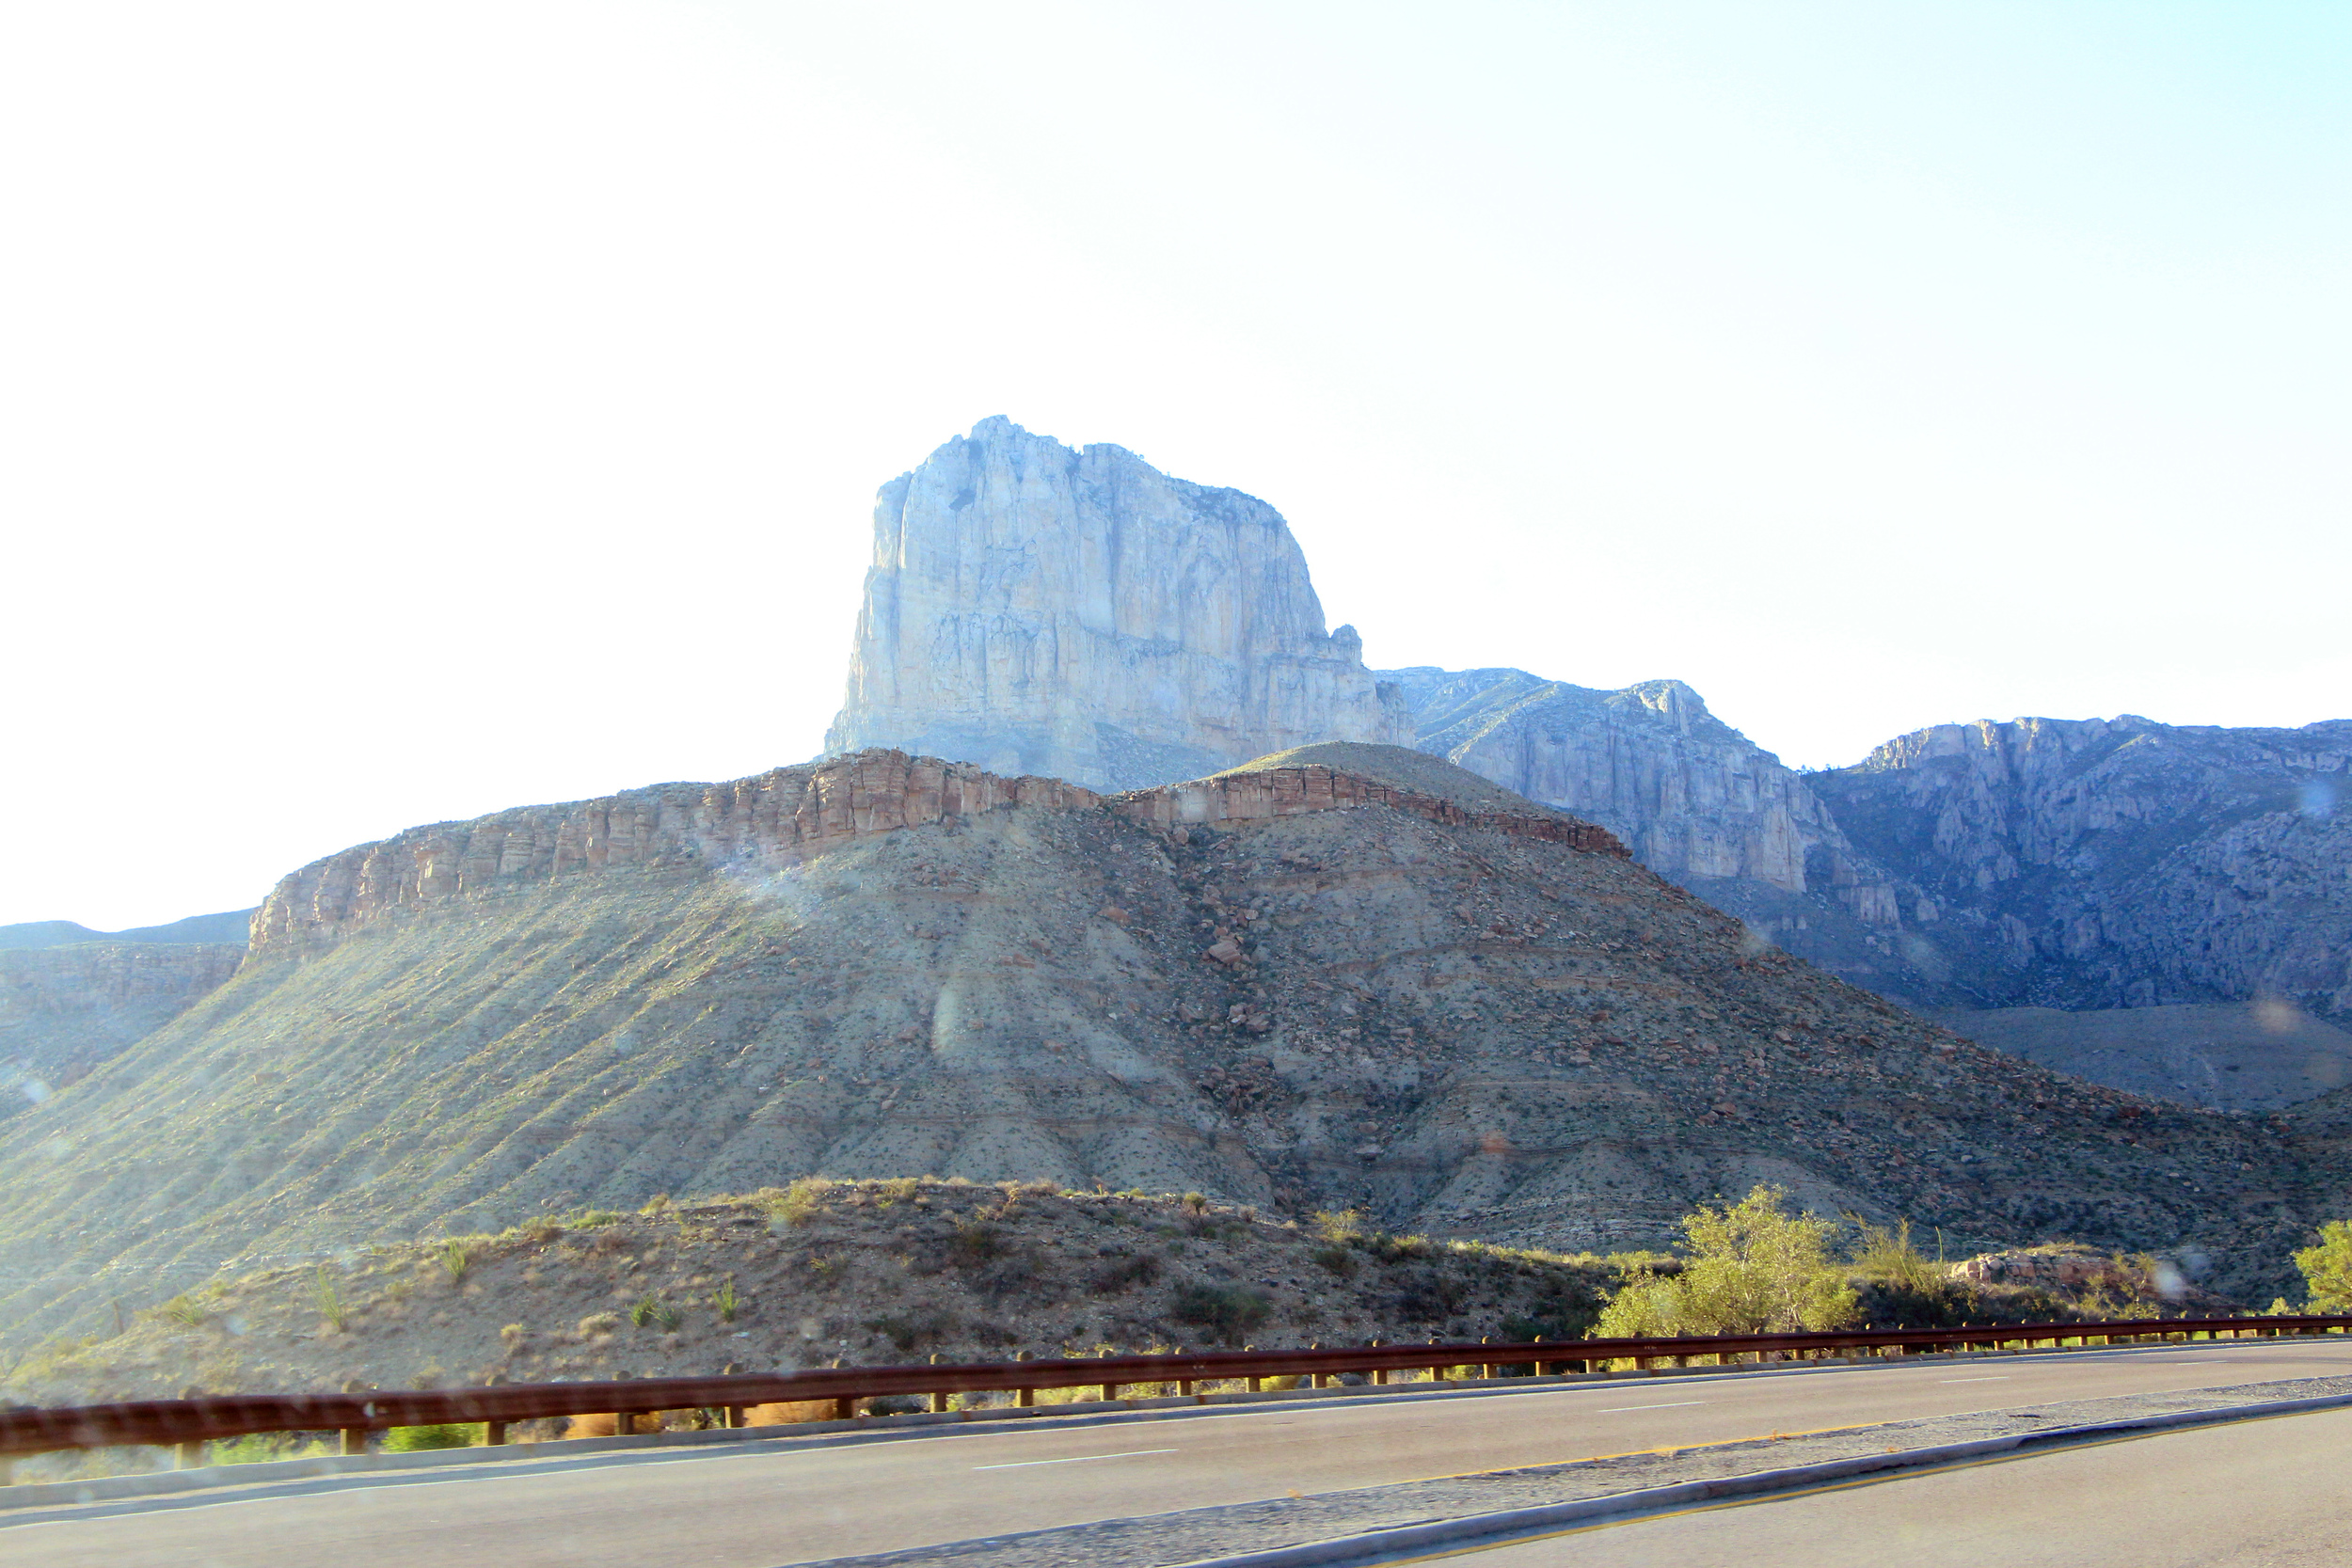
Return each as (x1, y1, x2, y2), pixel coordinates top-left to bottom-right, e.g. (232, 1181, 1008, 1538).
(8, 1338, 2352, 1568)
(1458, 1402, 2352, 1567)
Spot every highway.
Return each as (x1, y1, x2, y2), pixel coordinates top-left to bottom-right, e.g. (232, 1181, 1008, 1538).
(1465, 1402, 2352, 1567)
(8, 1338, 2351, 1568)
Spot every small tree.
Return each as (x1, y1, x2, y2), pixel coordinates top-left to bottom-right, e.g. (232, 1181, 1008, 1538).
(2295, 1219, 2352, 1311)
(1593, 1183, 1859, 1338)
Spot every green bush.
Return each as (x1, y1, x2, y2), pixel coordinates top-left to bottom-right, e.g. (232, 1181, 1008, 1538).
(628, 1294, 680, 1330)
(312, 1266, 347, 1331)
(1169, 1284, 1271, 1345)
(384, 1423, 481, 1451)
(210, 1432, 332, 1465)
(2296, 1219, 2352, 1311)
(1594, 1183, 1858, 1338)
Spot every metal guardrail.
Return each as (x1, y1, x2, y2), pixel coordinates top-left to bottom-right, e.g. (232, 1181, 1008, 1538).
(5, 1314, 2348, 1464)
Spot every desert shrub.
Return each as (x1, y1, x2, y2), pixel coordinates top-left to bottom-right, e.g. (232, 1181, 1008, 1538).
(2295, 1219, 2352, 1311)
(1311, 1209, 1368, 1244)
(518, 1217, 563, 1244)
(640, 1193, 671, 1214)
(1311, 1244, 1358, 1277)
(439, 1239, 474, 1283)
(1593, 1183, 1858, 1338)
(570, 1209, 623, 1228)
(1499, 1301, 1601, 1343)
(947, 1218, 1008, 1266)
(158, 1294, 208, 1328)
(500, 1322, 528, 1344)
(577, 1311, 620, 1338)
(865, 1307, 957, 1351)
(714, 1278, 740, 1323)
(2074, 1256, 2166, 1321)
(311, 1267, 346, 1331)
(1848, 1218, 1978, 1328)
(1364, 1232, 1438, 1263)
(1181, 1192, 1208, 1214)
(773, 1178, 834, 1227)
(1088, 1254, 1163, 1294)
(1386, 1267, 1469, 1323)
(385, 1423, 481, 1451)
(1169, 1284, 1271, 1345)
(881, 1177, 919, 1204)
(628, 1295, 680, 1331)
(210, 1432, 332, 1465)
(1850, 1220, 1946, 1294)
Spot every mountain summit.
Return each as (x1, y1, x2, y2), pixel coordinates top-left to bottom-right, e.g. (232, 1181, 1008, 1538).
(824, 418, 1413, 791)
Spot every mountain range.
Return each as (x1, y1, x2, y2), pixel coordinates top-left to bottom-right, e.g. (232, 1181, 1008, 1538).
(4, 416, 2345, 1347)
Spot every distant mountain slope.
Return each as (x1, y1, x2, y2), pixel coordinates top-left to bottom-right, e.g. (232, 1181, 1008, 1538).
(1377, 666, 1948, 1006)
(0, 747, 2314, 1346)
(0, 910, 253, 950)
(0, 942, 246, 1108)
(1812, 716, 2352, 1020)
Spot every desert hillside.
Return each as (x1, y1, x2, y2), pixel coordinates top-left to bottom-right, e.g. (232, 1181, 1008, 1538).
(15, 1182, 1619, 1404)
(0, 745, 2322, 1349)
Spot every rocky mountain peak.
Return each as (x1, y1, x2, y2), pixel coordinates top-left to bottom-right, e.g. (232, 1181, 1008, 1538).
(824, 419, 1413, 792)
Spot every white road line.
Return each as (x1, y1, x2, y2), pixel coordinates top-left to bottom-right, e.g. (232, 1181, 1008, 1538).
(1596, 1402, 1707, 1413)
(1937, 1376, 2012, 1383)
(973, 1448, 1177, 1471)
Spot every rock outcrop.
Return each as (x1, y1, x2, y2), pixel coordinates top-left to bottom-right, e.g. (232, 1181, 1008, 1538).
(0, 942, 245, 1106)
(0, 745, 2319, 1346)
(1380, 666, 1934, 1003)
(825, 418, 1414, 791)
(1811, 715, 2352, 1021)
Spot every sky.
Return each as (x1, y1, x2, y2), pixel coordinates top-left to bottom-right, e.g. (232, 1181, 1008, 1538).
(5, 2, 2348, 930)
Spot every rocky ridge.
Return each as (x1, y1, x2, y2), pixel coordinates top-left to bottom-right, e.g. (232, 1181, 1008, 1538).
(1811, 716, 2352, 1023)
(0, 744, 2319, 1349)
(1378, 666, 1935, 1004)
(825, 418, 1413, 791)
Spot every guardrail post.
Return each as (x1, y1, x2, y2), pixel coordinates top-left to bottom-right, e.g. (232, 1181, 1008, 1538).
(485, 1420, 507, 1446)
(1017, 1386, 1035, 1407)
(833, 1397, 857, 1420)
(342, 1428, 367, 1455)
(176, 1440, 203, 1469)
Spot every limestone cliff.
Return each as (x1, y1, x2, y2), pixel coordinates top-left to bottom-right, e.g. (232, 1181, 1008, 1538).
(825, 418, 1414, 790)
(1812, 714, 2352, 1021)
(0, 746, 2316, 1344)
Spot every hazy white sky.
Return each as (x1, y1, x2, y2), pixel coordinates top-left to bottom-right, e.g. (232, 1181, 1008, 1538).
(6, 2, 2347, 929)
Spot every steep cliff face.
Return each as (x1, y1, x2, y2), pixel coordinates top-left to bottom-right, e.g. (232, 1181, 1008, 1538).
(0, 942, 245, 1103)
(1812, 716, 2352, 1020)
(0, 746, 2315, 1344)
(825, 418, 1414, 790)
(1380, 666, 1943, 1004)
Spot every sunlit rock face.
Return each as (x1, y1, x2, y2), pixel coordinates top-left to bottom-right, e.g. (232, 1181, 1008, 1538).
(825, 418, 1415, 791)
